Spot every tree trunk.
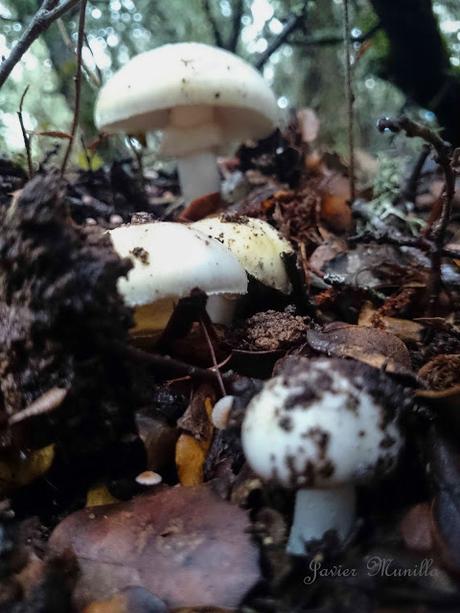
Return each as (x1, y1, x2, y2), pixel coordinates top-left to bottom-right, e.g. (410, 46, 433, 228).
(370, 0, 460, 146)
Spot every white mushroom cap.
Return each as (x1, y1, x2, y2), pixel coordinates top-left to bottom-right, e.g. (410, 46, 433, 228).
(94, 42, 278, 153)
(192, 217, 293, 293)
(108, 222, 248, 307)
(242, 358, 402, 489)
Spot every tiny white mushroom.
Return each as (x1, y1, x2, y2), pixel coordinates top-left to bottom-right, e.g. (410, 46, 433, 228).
(108, 222, 247, 335)
(241, 358, 403, 555)
(192, 216, 294, 294)
(211, 395, 235, 429)
(95, 42, 278, 204)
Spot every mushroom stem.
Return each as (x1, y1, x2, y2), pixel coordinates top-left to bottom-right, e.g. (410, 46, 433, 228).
(206, 294, 237, 326)
(287, 485, 356, 555)
(177, 150, 221, 204)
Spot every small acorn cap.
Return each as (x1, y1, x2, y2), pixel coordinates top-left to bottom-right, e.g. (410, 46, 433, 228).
(242, 357, 402, 489)
(109, 222, 247, 332)
(192, 216, 294, 294)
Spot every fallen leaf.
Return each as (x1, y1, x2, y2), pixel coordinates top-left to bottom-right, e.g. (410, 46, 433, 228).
(176, 386, 215, 486)
(86, 484, 119, 508)
(320, 194, 353, 233)
(359, 302, 424, 343)
(49, 485, 261, 610)
(400, 503, 434, 554)
(178, 192, 222, 222)
(307, 322, 412, 373)
(418, 355, 460, 391)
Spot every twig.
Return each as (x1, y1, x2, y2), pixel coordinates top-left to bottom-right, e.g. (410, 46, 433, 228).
(377, 115, 457, 312)
(200, 318, 226, 396)
(111, 342, 221, 384)
(290, 22, 381, 47)
(400, 144, 430, 203)
(343, 0, 355, 203)
(255, 12, 304, 70)
(60, 0, 87, 176)
(228, 0, 244, 52)
(17, 85, 33, 178)
(203, 0, 224, 48)
(0, 0, 81, 90)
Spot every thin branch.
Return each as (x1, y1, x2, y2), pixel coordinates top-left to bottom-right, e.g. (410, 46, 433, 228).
(200, 318, 226, 396)
(0, 0, 81, 90)
(255, 12, 304, 70)
(60, 0, 87, 176)
(228, 0, 244, 53)
(17, 85, 33, 178)
(203, 0, 225, 49)
(377, 115, 457, 312)
(111, 342, 221, 385)
(343, 0, 355, 203)
(290, 22, 381, 48)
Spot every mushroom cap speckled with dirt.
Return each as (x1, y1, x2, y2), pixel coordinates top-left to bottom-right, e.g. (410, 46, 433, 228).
(109, 221, 247, 334)
(241, 357, 404, 554)
(192, 216, 294, 294)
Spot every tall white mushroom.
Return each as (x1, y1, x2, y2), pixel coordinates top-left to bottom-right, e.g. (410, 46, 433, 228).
(95, 42, 279, 203)
(241, 357, 403, 555)
(108, 222, 247, 336)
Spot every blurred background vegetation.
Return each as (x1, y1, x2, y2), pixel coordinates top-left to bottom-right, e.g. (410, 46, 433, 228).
(0, 0, 459, 166)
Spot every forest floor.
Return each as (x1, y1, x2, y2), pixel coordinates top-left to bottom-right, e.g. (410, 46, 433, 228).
(0, 113, 460, 613)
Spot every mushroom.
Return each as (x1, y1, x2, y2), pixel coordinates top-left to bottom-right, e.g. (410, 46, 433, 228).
(108, 222, 247, 336)
(241, 357, 404, 555)
(94, 42, 278, 203)
(192, 216, 293, 294)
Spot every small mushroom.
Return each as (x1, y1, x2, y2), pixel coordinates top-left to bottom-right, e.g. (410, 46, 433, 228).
(109, 222, 247, 335)
(95, 42, 278, 203)
(192, 216, 294, 294)
(241, 357, 403, 555)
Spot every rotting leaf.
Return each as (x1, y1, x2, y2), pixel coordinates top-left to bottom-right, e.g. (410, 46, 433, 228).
(418, 354, 460, 391)
(307, 322, 412, 373)
(178, 192, 222, 222)
(176, 385, 215, 486)
(358, 302, 424, 344)
(48, 485, 261, 610)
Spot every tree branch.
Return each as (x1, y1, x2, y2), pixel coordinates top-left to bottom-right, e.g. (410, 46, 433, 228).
(255, 11, 305, 70)
(290, 22, 381, 48)
(202, 0, 225, 49)
(227, 0, 244, 53)
(60, 0, 87, 175)
(0, 0, 81, 90)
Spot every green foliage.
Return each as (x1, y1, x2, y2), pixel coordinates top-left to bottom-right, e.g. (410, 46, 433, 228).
(0, 0, 459, 163)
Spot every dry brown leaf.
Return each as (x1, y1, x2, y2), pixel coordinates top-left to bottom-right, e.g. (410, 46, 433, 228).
(400, 503, 434, 554)
(418, 355, 460, 391)
(176, 387, 215, 486)
(358, 303, 423, 343)
(49, 485, 261, 610)
(320, 194, 353, 233)
(307, 322, 412, 373)
(178, 192, 222, 222)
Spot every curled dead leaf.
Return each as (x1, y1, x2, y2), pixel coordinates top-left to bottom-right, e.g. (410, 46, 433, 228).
(307, 322, 412, 374)
(176, 386, 215, 486)
(49, 485, 261, 610)
(178, 192, 222, 222)
(359, 303, 423, 344)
